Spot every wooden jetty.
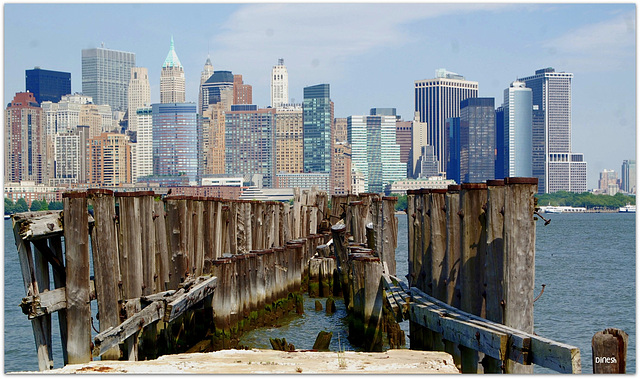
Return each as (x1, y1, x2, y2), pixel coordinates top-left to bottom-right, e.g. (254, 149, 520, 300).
(12, 187, 328, 371)
(13, 178, 602, 374)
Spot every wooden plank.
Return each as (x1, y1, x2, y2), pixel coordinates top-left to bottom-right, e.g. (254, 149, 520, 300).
(411, 287, 580, 373)
(92, 301, 165, 358)
(140, 194, 157, 295)
(411, 302, 508, 361)
(13, 210, 94, 240)
(164, 276, 218, 323)
(63, 193, 92, 365)
(21, 281, 97, 319)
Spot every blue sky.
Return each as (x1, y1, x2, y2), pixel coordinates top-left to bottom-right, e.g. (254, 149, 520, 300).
(4, 2, 636, 189)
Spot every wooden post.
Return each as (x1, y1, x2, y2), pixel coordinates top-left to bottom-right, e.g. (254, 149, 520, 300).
(483, 180, 506, 373)
(49, 236, 69, 364)
(63, 192, 92, 365)
(192, 197, 205, 277)
(165, 197, 188, 289)
(87, 189, 121, 360)
(429, 189, 447, 352)
(331, 224, 350, 308)
(503, 177, 537, 373)
(381, 196, 398, 276)
(444, 185, 462, 367)
(139, 192, 157, 296)
(592, 328, 628, 373)
(406, 190, 416, 287)
(154, 196, 170, 291)
(349, 255, 384, 351)
(459, 183, 488, 373)
(32, 242, 53, 366)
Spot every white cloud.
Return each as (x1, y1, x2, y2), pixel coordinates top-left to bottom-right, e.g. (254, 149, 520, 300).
(542, 11, 635, 71)
(211, 3, 515, 88)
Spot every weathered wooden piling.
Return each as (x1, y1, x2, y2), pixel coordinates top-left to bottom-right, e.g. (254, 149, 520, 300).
(87, 189, 121, 360)
(592, 328, 628, 373)
(349, 254, 384, 352)
(63, 192, 92, 365)
(502, 177, 537, 373)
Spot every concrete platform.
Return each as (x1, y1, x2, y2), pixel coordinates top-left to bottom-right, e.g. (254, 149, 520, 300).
(43, 349, 459, 374)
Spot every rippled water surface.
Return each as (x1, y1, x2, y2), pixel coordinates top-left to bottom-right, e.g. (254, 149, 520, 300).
(4, 213, 635, 373)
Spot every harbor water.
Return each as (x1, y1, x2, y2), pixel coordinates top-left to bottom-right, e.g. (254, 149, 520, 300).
(3, 212, 636, 373)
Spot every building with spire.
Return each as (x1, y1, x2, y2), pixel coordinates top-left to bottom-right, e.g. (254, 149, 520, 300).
(127, 67, 150, 132)
(271, 58, 289, 108)
(160, 36, 185, 104)
(198, 57, 214, 115)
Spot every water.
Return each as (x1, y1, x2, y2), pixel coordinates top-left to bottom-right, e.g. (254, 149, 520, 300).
(4, 213, 636, 373)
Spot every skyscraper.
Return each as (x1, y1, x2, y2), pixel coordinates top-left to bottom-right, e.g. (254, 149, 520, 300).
(395, 120, 412, 176)
(152, 102, 199, 185)
(621, 159, 636, 194)
(53, 125, 89, 185)
(414, 69, 478, 174)
(200, 71, 234, 114)
(160, 37, 185, 104)
(133, 107, 153, 182)
(201, 87, 233, 176)
(275, 104, 304, 174)
(459, 97, 495, 183)
(347, 114, 405, 193)
(127, 67, 150, 132)
(518, 67, 587, 193)
(445, 117, 461, 183)
(411, 112, 429, 178)
(332, 141, 352, 195)
(225, 105, 276, 187)
(89, 132, 131, 186)
(303, 84, 333, 173)
(233, 74, 253, 105)
(82, 46, 135, 112)
(5, 92, 48, 184)
(198, 57, 214, 115)
(502, 81, 533, 178)
(271, 58, 289, 108)
(598, 169, 619, 195)
(494, 107, 505, 179)
(25, 67, 71, 104)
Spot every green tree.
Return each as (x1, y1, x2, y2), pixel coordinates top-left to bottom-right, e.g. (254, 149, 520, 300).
(4, 198, 15, 215)
(15, 198, 29, 213)
(391, 194, 408, 212)
(48, 201, 63, 210)
(30, 200, 42, 211)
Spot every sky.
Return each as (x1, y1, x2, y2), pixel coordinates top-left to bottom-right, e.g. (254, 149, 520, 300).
(3, 2, 636, 189)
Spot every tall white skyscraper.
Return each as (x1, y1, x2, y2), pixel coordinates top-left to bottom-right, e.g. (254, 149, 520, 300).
(503, 81, 532, 177)
(518, 68, 586, 193)
(132, 107, 153, 182)
(82, 46, 135, 112)
(127, 67, 150, 132)
(198, 56, 214, 115)
(160, 36, 185, 104)
(414, 69, 478, 174)
(271, 58, 289, 108)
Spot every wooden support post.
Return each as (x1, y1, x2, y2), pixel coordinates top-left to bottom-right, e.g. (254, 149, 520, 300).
(87, 189, 121, 360)
(292, 187, 302, 239)
(503, 177, 537, 373)
(49, 236, 69, 365)
(308, 258, 321, 297)
(406, 190, 416, 287)
(381, 196, 398, 276)
(483, 180, 506, 373)
(365, 222, 376, 250)
(319, 257, 336, 297)
(428, 189, 447, 352)
(331, 224, 350, 307)
(592, 328, 628, 373)
(203, 199, 215, 274)
(153, 196, 170, 291)
(32, 242, 53, 366)
(349, 255, 384, 352)
(192, 198, 205, 277)
(445, 185, 462, 308)
(139, 192, 157, 296)
(63, 192, 92, 365)
(459, 183, 488, 373)
(165, 197, 188, 289)
(13, 217, 54, 371)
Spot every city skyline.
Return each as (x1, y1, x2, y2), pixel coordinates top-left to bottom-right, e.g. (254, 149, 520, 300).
(4, 3, 636, 189)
